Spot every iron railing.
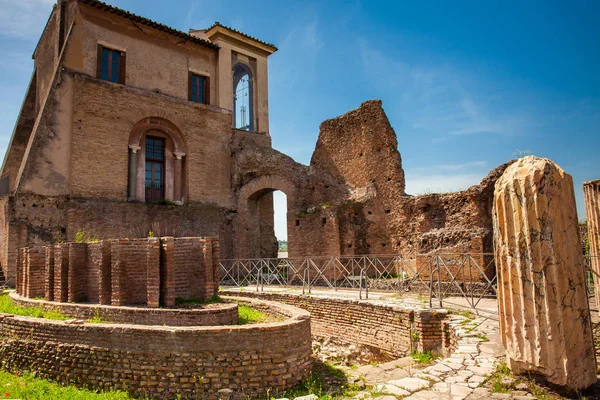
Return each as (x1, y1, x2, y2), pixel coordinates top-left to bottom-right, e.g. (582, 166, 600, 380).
(219, 253, 497, 309)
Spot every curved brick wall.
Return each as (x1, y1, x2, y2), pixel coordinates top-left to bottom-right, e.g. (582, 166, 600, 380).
(222, 291, 451, 357)
(9, 292, 238, 326)
(0, 296, 312, 399)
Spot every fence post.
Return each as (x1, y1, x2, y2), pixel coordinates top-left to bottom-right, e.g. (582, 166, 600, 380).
(429, 256, 434, 308)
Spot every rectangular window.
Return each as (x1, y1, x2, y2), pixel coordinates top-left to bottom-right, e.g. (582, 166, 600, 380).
(189, 73, 209, 104)
(97, 45, 125, 84)
(145, 136, 165, 202)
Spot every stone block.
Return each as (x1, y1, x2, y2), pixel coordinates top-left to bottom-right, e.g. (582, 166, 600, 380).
(493, 156, 596, 390)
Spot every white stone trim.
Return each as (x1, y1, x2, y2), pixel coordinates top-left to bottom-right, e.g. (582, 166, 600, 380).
(98, 40, 127, 53)
(188, 68, 210, 78)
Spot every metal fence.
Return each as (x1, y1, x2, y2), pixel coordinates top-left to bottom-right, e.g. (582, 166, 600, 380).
(219, 253, 497, 309)
(220, 253, 600, 312)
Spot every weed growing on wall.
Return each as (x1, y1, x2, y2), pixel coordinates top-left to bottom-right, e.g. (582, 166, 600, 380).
(74, 230, 99, 243)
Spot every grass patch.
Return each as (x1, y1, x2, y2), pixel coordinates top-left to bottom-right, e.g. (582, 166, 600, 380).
(237, 305, 274, 325)
(0, 370, 132, 399)
(174, 294, 221, 306)
(410, 351, 434, 364)
(476, 333, 489, 342)
(283, 360, 361, 399)
(0, 294, 67, 320)
(486, 362, 517, 393)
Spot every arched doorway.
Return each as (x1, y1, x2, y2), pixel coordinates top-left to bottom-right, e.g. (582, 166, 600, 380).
(235, 176, 296, 259)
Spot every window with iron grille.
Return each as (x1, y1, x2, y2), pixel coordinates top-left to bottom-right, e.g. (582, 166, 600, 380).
(145, 136, 165, 202)
(97, 45, 125, 84)
(189, 73, 209, 104)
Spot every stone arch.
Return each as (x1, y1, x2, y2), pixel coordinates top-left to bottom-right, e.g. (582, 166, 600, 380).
(235, 175, 297, 259)
(127, 117, 187, 203)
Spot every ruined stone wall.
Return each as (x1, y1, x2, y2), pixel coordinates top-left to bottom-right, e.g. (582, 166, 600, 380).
(222, 291, 448, 356)
(230, 100, 511, 262)
(0, 297, 312, 399)
(307, 101, 512, 259)
(17, 237, 220, 307)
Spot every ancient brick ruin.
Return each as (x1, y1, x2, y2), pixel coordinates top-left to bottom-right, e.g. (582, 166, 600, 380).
(0, 0, 515, 284)
(17, 237, 219, 307)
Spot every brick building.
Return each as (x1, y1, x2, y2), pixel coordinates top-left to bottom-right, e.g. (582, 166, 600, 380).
(0, 0, 280, 281)
(0, 0, 511, 284)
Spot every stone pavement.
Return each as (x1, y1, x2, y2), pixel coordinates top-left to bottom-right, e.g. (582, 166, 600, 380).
(232, 286, 516, 399)
(350, 312, 517, 400)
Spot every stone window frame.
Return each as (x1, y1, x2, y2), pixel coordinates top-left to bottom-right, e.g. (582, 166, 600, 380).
(96, 41, 126, 84)
(128, 118, 186, 204)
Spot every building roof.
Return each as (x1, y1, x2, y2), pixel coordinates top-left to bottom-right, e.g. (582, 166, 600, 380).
(79, 0, 220, 50)
(205, 22, 278, 52)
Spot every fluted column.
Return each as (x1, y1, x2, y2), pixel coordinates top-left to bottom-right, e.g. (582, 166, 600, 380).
(493, 156, 596, 390)
(584, 179, 600, 302)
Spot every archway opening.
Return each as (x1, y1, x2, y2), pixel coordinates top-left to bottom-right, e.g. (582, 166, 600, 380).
(273, 191, 288, 258)
(245, 189, 290, 259)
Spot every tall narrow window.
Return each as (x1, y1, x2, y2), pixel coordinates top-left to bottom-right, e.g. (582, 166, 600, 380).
(97, 45, 125, 84)
(233, 63, 253, 131)
(189, 73, 208, 104)
(145, 136, 165, 202)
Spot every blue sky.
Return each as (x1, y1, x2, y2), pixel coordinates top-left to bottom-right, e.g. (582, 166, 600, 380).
(0, 0, 598, 241)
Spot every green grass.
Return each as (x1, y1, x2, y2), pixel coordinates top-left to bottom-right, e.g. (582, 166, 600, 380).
(237, 305, 280, 325)
(486, 362, 517, 393)
(410, 351, 434, 364)
(174, 294, 221, 306)
(282, 360, 360, 399)
(0, 370, 132, 399)
(0, 294, 67, 320)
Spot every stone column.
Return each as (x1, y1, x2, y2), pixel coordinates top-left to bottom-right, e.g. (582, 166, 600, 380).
(584, 179, 600, 302)
(493, 156, 596, 390)
(173, 151, 185, 204)
(128, 145, 141, 201)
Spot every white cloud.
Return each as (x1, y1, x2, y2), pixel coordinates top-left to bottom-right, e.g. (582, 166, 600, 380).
(405, 173, 483, 195)
(0, 0, 55, 39)
(357, 38, 529, 140)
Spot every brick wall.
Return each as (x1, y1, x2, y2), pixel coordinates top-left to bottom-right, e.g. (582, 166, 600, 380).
(0, 296, 311, 399)
(10, 292, 238, 327)
(222, 291, 450, 357)
(24, 247, 45, 299)
(18, 236, 219, 307)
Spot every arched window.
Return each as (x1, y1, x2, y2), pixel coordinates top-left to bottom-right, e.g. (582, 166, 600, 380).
(233, 63, 253, 131)
(128, 118, 186, 204)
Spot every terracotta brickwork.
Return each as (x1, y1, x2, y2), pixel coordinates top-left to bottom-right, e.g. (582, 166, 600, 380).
(0, 296, 312, 399)
(10, 292, 238, 326)
(222, 291, 449, 356)
(18, 237, 220, 307)
(0, 0, 513, 285)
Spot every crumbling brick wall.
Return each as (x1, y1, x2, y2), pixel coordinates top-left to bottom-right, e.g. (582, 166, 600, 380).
(18, 237, 220, 307)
